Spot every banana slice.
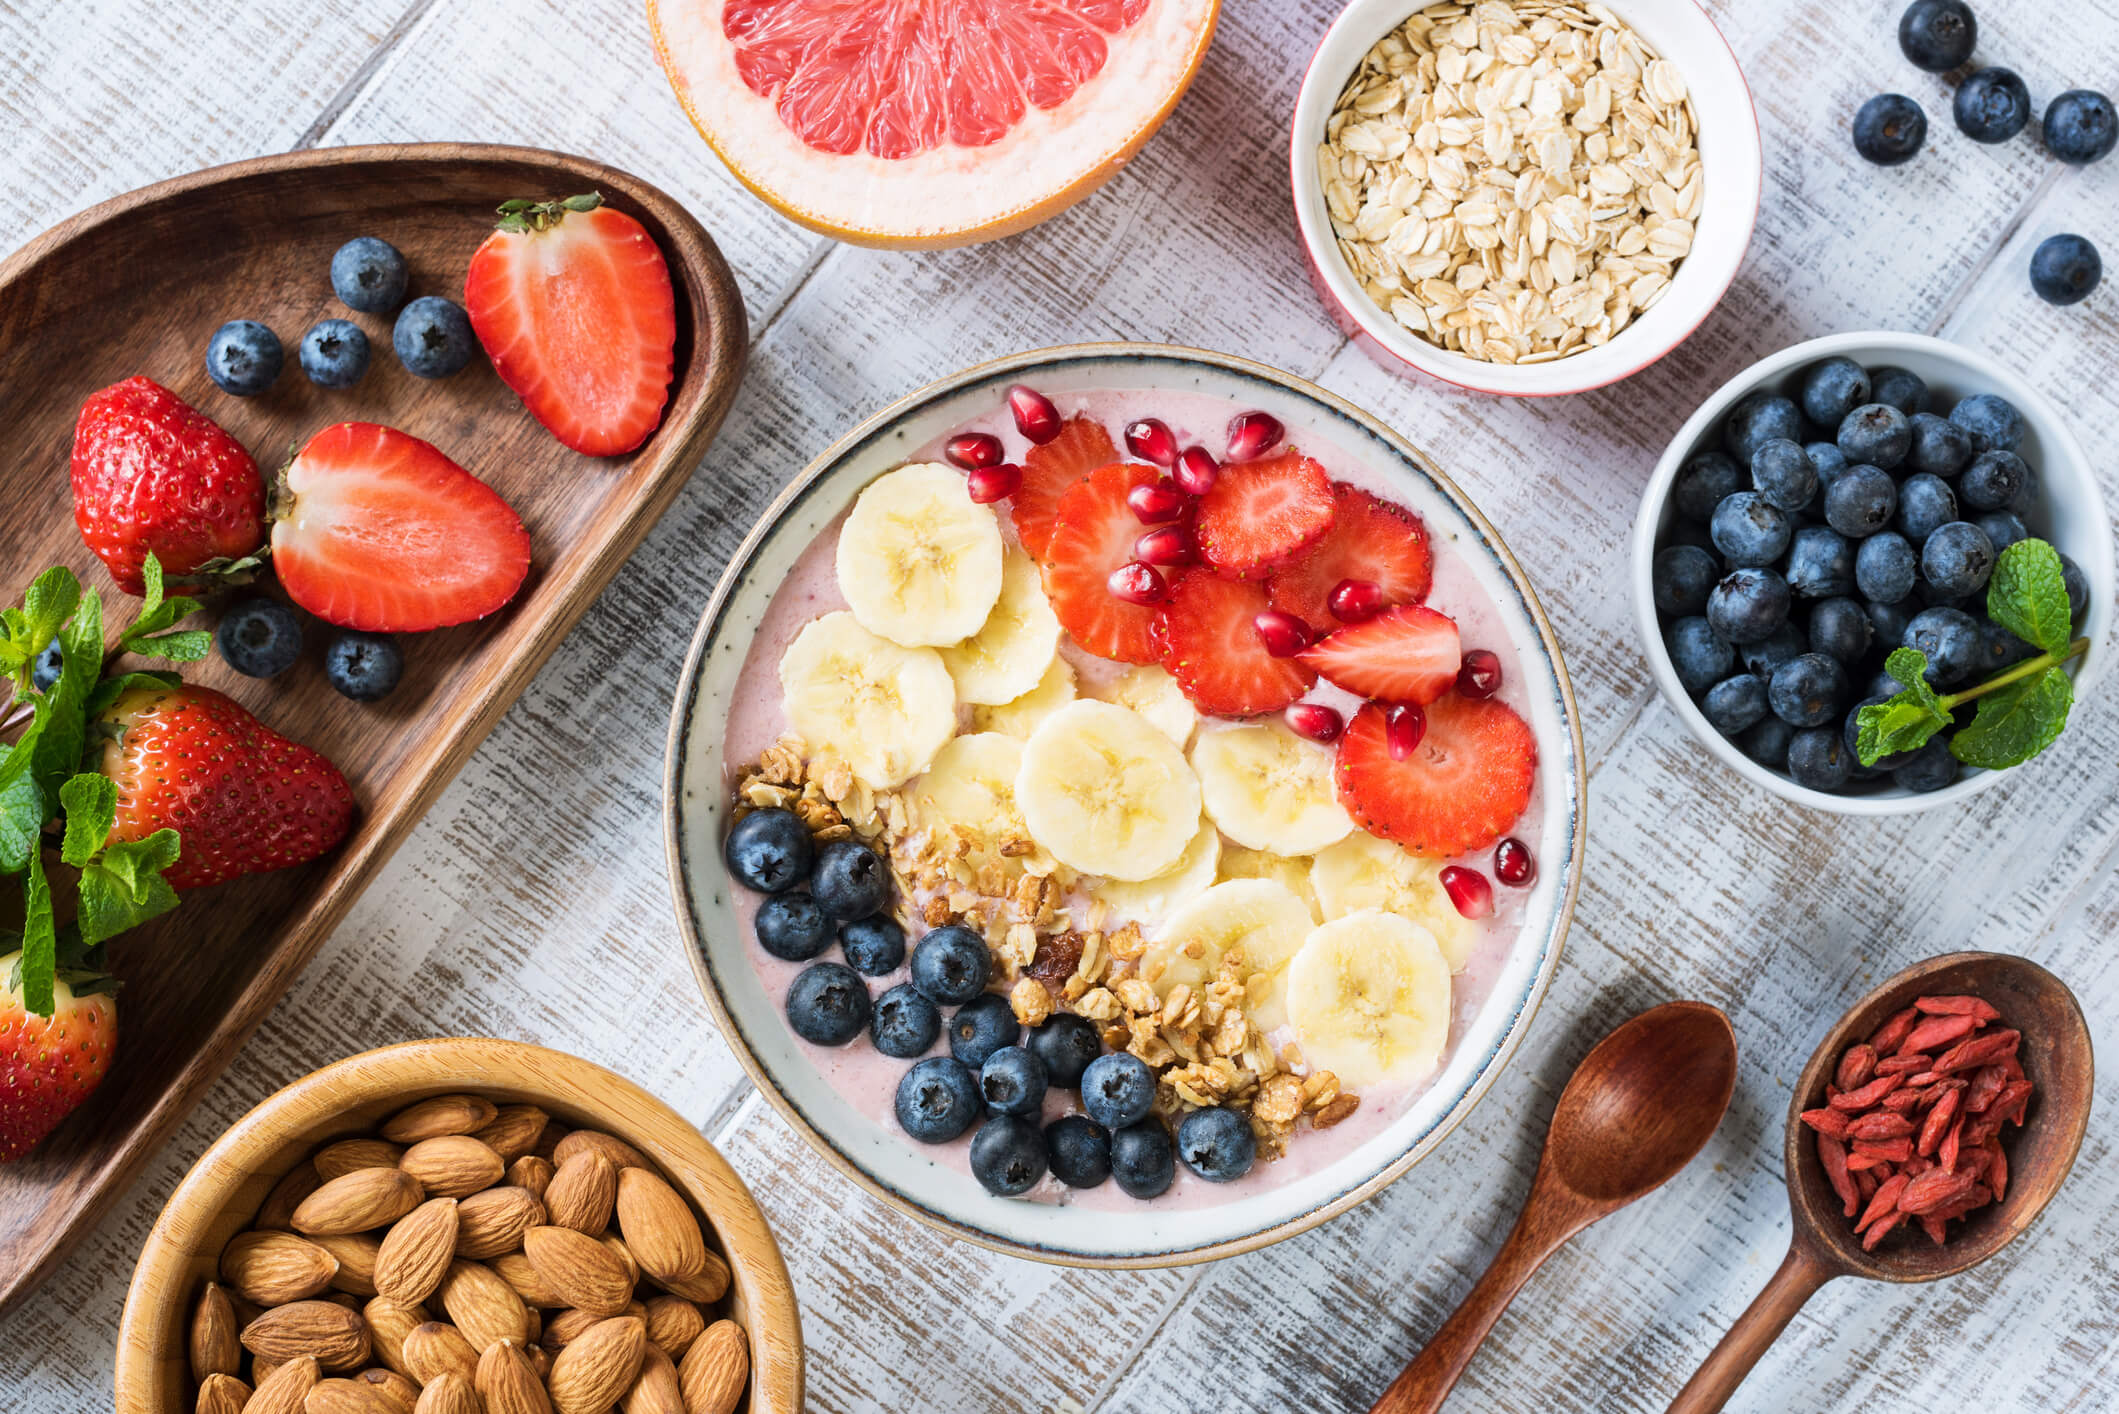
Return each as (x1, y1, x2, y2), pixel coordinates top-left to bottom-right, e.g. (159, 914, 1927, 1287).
(1142, 878, 1314, 1031)
(1217, 846, 1321, 923)
(938, 549, 1062, 706)
(1016, 700, 1200, 881)
(778, 611, 956, 790)
(1093, 818, 1221, 927)
(837, 462, 1005, 647)
(1191, 721, 1355, 856)
(1089, 663, 1198, 747)
(907, 732, 1050, 877)
(1285, 910, 1452, 1089)
(971, 655, 1076, 739)
(1311, 832, 1477, 972)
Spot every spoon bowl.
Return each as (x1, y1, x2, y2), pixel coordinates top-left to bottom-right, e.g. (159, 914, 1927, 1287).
(1549, 1001, 1740, 1205)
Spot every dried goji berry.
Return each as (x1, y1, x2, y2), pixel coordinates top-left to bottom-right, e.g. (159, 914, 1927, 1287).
(1917, 1087, 1962, 1158)
(1902, 1013, 1979, 1053)
(1835, 1043, 1879, 1092)
(1913, 995, 2002, 1021)
(1869, 1006, 1920, 1056)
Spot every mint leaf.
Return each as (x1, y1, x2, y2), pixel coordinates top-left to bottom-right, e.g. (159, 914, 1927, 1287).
(76, 829, 180, 949)
(1855, 649, 1953, 765)
(20, 846, 54, 1016)
(119, 553, 207, 659)
(3, 567, 81, 691)
(128, 628, 211, 663)
(0, 745, 39, 875)
(58, 772, 118, 868)
(31, 589, 103, 801)
(1986, 540, 2072, 658)
(1951, 665, 2073, 769)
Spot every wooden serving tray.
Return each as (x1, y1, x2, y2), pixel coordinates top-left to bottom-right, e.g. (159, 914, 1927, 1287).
(0, 143, 746, 1312)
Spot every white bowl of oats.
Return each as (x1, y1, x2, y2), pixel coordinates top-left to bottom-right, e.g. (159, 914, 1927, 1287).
(1292, 0, 1761, 396)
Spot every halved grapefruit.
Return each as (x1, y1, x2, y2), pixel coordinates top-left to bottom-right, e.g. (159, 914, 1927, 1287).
(649, 0, 1220, 248)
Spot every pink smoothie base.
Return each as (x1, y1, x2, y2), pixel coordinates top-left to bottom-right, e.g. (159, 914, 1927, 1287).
(721, 386, 1545, 1210)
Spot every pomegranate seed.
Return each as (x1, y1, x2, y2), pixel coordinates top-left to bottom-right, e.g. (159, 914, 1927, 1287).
(944, 432, 1003, 469)
(1284, 702, 1344, 743)
(1008, 384, 1061, 444)
(1127, 479, 1187, 524)
(1386, 703, 1427, 760)
(1124, 418, 1179, 466)
(1134, 525, 1197, 567)
(1493, 837, 1536, 887)
(966, 463, 1022, 504)
(1440, 866, 1495, 920)
(1108, 562, 1167, 605)
(1253, 610, 1312, 658)
(1173, 446, 1219, 496)
(1457, 649, 1502, 698)
(1328, 578, 1384, 623)
(1226, 411, 1284, 462)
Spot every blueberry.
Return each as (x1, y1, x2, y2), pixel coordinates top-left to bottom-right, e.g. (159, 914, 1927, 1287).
(909, 925, 990, 1005)
(298, 318, 371, 389)
(2042, 89, 2117, 165)
(1865, 598, 1911, 648)
(1176, 1107, 1256, 1183)
(1798, 358, 1872, 428)
(1866, 667, 1908, 702)
(839, 915, 905, 975)
(1894, 738, 1963, 793)
(969, 1114, 1048, 1196)
(1906, 413, 1974, 478)
(1975, 510, 2029, 553)
(1823, 465, 1897, 538)
(216, 599, 303, 678)
(1664, 519, 1720, 556)
(2060, 553, 2091, 625)
(1958, 451, 2032, 514)
(1976, 619, 2039, 674)
(1769, 653, 1849, 728)
(1954, 67, 2031, 143)
(1665, 617, 1735, 695)
(1787, 727, 1853, 791)
(1724, 394, 1805, 467)
(392, 296, 476, 379)
(1081, 1052, 1156, 1131)
(1109, 1121, 1175, 1199)
(894, 1057, 982, 1143)
(1750, 439, 1818, 512)
(1895, 473, 1959, 545)
(1711, 492, 1792, 567)
(811, 839, 888, 920)
(1046, 1116, 1112, 1189)
(330, 236, 410, 314)
(1674, 452, 1745, 523)
(979, 1046, 1048, 1117)
(1653, 545, 1720, 618)
(755, 892, 833, 961)
(29, 642, 65, 692)
(1846, 697, 1915, 772)
(205, 319, 283, 397)
(948, 993, 1020, 1068)
(324, 630, 403, 701)
(723, 808, 812, 894)
(1837, 404, 1912, 469)
(1853, 94, 1928, 165)
(2030, 234, 2101, 307)
(1786, 526, 1856, 599)
(1740, 622, 1807, 678)
(1869, 367, 1927, 415)
(1949, 393, 2024, 453)
(1921, 521, 1997, 598)
(1904, 607, 1983, 686)
(1706, 568, 1792, 646)
(1738, 715, 1796, 769)
(1029, 1014, 1104, 1089)
(1702, 674, 1769, 736)
(1808, 597, 1875, 665)
(1806, 441, 1851, 485)
(1855, 532, 1919, 604)
(871, 984, 941, 1059)
(1898, 0, 1976, 71)
(785, 962, 869, 1047)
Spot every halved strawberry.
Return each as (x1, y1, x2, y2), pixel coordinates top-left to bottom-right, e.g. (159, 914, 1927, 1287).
(1012, 417, 1118, 558)
(271, 422, 532, 632)
(464, 193, 677, 457)
(1193, 451, 1336, 576)
(1267, 483, 1434, 629)
(1335, 695, 1536, 858)
(1301, 604, 1462, 705)
(1157, 572, 1316, 716)
(1041, 461, 1163, 664)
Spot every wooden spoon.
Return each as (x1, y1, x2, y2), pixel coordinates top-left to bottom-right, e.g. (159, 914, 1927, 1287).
(1369, 1000, 1738, 1414)
(1668, 951, 2092, 1413)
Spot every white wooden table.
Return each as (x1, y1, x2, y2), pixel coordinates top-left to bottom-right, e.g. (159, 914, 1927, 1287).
(3, 1, 2116, 1408)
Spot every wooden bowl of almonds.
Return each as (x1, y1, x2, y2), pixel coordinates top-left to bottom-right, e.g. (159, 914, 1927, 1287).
(113, 1038, 802, 1414)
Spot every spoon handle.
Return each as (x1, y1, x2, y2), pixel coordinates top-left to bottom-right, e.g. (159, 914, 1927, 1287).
(1666, 1241, 1837, 1414)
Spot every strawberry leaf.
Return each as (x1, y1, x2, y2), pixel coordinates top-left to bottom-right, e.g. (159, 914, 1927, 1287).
(87, 670, 181, 716)
(20, 846, 54, 1016)
(76, 830, 181, 949)
(59, 772, 118, 868)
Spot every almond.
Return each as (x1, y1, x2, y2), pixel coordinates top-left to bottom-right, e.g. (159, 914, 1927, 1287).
(543, 1152, 617, 1236)
(611, 1172, 707, 1294)
(375, 1197, 461, 1305)
(400, 1135, 506, 1199)
(381, 1095, 498, 1146)
(456, 1186, 546, 1260)
(411, 1373, 483, 1414)
(354, 1368, 423, 1412)
(618, 1345, 684, 1414)
(489, 1251, 563, 1308)
(400, 1322, 480, 1386)
(242, 1300, 372, 1371)
(304, 1377, 402, 1414)
(314, 1233, 384, 1297)
(191, 1280, 243, 1381)
(472, 1104, 550, 1164)
(552, 1130, 647, 1172)
(361, 1298, 430, 1379)
(525, 1344, 552, 1382)
(548, 1316, 647, 1414)
(197, 1372, 252, 1414)
(533, 1123, 569, 1162)
(222, 1232, 342, 1307)
(640, 1297, 704, 1363)
(439, 1260, 531, 1350)
(597, 1235, 640, 1292)
(524, 1307, 544, 1345)
(295, 1168, 427, 1236)
(523, 1226, 635, 1318)
(314, 1139, 407, 1181)
(505, 1156, 555, 1202)
(247, 1357, 322, 1414)
(677, 1321, 747, 1414)
(258, 1162, 326, 1231)
(648, 1256, 728, 1307)
(543, 1304, 643, 1351)
(476, 1339, 555, 1414)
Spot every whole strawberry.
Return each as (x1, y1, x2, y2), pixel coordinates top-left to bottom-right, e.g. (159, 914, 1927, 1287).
(100, 682, 355, 890)
(71, 376, 266, 596)
(0, 954, 117, 1163)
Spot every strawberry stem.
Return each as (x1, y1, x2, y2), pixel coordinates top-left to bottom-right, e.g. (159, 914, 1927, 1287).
(494, 191, 603, 235)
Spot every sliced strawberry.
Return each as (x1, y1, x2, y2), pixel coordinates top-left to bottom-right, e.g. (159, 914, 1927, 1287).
(1012, 417, 1118, 558)
(1157, 572, 1316, 716)
(1040, 461, 1163, 664)
(1336, 695, 1536, 858)
(1268, 483, 1434, 629)
(1193, 451, 1336, 576)
(464, 194, 677, 457)
(271, 422, 532, 632)
(1301, 604, 1462, 705)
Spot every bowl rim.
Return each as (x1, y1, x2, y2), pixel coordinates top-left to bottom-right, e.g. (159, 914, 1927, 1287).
(1630, 329, 2116, 815)
(1287, 0, 1763, 397)
(112, 1037, 805, 1414)
(661, 340, 1588, 1269)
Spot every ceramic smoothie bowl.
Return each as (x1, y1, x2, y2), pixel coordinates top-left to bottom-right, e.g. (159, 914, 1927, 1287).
(664, 343, 1585, 1266)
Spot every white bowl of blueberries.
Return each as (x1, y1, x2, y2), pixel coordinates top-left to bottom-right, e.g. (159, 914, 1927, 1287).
(1633, 332, 2113, 813)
